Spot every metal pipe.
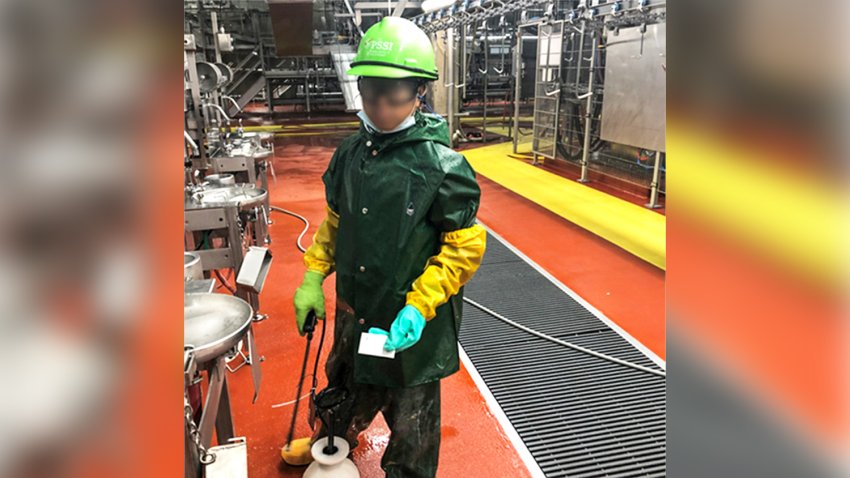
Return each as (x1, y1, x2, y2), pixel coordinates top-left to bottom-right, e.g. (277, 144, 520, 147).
(442, 30, 454, 87)
(578, 31, 597, 183)
(517, 19, 546, 29)
(184, 131, 200, 153)
(646, 151, 663, 208)
(304, 70, 311, 115)
(270, 97, 345, 106)
(341, 0, 364, 36)
(446, 28, 456, 144)
(210, 11, 222, 64)
(482, 25, 488, 140)
(204, 103, 231, 123)
(459, 23, 467, 98)
(222, 95, 241, 114)
(574, 22, 586, 92)
(512, 27, 523, 154)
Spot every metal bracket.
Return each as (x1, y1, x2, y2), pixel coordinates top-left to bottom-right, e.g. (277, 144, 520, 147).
(184, 34, 196, 51)
(235, 246, 272, 293)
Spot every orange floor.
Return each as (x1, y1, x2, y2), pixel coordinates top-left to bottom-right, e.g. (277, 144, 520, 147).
(219, 131, 665, 476)
(223, 136, 531, 478)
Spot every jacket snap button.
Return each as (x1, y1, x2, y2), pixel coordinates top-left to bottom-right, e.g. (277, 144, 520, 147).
(361, 207, 368, 214)
(371, 150, 378, 156)
(359, 265, 366, 272)
(366, 141, 372, 147)
(358, 318, 365, 325)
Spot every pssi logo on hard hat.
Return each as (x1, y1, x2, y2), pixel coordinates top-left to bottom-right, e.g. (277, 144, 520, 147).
(364, 39, 394, 52)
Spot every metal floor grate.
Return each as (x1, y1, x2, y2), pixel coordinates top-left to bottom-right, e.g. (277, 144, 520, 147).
(460, 232, 666, 478)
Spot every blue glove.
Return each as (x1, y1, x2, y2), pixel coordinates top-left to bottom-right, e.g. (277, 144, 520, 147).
(368, 305, 426, 352)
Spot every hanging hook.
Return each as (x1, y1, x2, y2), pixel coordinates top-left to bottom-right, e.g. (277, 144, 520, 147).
(565, 31, 577, 62)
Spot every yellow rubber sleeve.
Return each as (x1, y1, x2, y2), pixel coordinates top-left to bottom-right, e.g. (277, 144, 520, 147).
(302, 206, 340, 277)
(406, 224, 487, 320)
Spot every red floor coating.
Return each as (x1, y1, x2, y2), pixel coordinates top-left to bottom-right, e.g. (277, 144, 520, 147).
(223, 136, 532, 478)
(668, 214, 849, 448)
(474, 175, 666, 360)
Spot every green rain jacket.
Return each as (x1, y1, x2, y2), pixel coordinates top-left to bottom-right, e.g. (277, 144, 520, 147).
(323, 111, 481, 388)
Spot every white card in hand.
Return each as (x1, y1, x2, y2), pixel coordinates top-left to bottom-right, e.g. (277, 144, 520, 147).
(358, 332, 396, 359)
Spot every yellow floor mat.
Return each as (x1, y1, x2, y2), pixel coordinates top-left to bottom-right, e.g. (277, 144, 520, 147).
(463, 141, 666, 270)
(668, 123, 848, 286)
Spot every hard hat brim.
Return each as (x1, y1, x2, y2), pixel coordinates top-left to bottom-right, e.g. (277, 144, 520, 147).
(347, 63, 437, 81)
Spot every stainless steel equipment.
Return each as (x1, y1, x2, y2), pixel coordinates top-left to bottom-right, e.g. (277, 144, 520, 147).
(184, 252, 203, 282)
(532, 20, 564, 163)
(185, 183, 270, 250)
(197, 61, 226, 93)
(190, 184, 268, 210)
(205, 173, 236, 187)
(184, 293, 253, 364)
(209, 142, 273, 210)
(183, 293, 262, 478)
(331, 51, 363, 112)
(600, 23, 666, 152)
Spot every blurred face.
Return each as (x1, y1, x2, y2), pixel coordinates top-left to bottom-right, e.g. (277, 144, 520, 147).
(358, 77, 426, 131)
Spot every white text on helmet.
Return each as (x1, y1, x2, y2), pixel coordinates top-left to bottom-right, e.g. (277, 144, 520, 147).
(364, 39, 394, 51)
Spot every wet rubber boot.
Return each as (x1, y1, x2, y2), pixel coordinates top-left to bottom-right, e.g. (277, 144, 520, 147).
(281, 437, 314, 466)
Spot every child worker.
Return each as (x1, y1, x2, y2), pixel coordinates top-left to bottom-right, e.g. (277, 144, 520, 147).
(283, 16, 486, 478)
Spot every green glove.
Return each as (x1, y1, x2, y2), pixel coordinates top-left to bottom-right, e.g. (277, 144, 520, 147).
(369, 305, 426, 352)
(293, 270, 325, 336)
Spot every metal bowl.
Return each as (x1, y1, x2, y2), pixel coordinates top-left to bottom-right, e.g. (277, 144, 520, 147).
(205, 173, 236, 187)
(184, 293, 253, 364)
(190, 184, 267, 209)
(184, 252, 202, 281)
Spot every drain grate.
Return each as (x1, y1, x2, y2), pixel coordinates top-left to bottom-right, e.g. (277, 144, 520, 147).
(459, 232, 666, 478)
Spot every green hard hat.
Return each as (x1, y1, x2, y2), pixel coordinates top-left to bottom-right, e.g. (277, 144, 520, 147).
(347, 17, 438, 80)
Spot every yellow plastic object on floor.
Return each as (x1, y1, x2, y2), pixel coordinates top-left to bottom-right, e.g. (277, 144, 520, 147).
(281, 437, 314, 466)
(463, 141, 666, 269)
(406, 224, 487, 319)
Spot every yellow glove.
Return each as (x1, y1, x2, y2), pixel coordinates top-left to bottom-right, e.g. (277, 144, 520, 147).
(406, 224, 487, 320)
(303, 206, 339, 276)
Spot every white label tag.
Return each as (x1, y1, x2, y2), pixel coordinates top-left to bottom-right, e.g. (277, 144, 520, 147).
(358, 332, 396, 359)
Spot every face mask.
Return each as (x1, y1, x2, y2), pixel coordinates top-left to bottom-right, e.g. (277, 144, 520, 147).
(357, 110, 417, 135)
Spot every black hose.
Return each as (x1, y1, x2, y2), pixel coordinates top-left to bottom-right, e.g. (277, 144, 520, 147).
(310, 314, 327, 399)
(284, 318, 315, 450)
(283, 309, 328, 450)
